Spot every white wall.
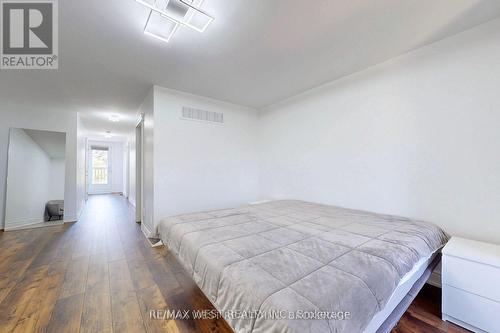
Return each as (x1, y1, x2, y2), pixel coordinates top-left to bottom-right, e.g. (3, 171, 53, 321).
(128, 132, 137, 207)
(123, 141, 130, 199)
(5, 129, 53, 228)
(76, 114, 87, 218)
(259, 18, 500, 245)
(0, 108, 78, 229)
(151, 86, 260, 231)
(50, 158, 66, 199)
(110, 141, 125, 193)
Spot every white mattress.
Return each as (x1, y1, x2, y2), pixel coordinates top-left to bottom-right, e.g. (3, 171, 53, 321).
(363, 251, 438, 333)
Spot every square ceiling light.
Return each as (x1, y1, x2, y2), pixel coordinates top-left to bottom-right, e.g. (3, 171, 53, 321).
(173, 0, 213, 32)
(144, 10, 179, 43)
(136, 0, 214, 43)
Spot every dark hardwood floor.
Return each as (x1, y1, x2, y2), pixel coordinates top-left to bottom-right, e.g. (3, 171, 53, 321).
(393, 285, 470, 333)
(0, 195, 469, 333)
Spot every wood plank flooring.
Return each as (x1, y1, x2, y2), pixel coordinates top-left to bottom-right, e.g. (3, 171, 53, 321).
(393, 284, 471, 333)
(0, 195, 469, 333)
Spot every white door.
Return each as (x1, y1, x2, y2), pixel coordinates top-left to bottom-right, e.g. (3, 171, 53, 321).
(88, 145, 112, 194)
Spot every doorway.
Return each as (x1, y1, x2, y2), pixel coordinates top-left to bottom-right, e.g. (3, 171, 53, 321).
(88, 145, 112, 194)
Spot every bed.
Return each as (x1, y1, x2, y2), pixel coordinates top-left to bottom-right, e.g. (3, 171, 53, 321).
(158, 200, 448, 333)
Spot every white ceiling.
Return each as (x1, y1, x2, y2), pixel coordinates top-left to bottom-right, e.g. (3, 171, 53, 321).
(2, 0, 500, 137)
(24, 129, 66, 159)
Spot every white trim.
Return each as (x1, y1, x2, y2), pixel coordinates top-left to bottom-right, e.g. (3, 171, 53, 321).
(64, 216, 78, 223)
(84, 137, 89, 201)
(6, 220, 65, 231)
(5, 217, 45, 230)
(135, 117, 145, 223)
(136, 113, 145, 127)
(141, 222, 155, 238)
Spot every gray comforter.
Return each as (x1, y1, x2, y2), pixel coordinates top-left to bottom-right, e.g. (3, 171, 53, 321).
(158, 200, 448, 333)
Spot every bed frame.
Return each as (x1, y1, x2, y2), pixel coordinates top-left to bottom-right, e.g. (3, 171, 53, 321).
(376, 254, 441, 333)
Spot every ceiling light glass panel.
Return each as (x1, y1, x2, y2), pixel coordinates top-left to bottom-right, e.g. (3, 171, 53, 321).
(162, 0, 190, 19)
(144, 10, 179, 43)
(181, 0, 214, 32)
(136, 0, 213, 32)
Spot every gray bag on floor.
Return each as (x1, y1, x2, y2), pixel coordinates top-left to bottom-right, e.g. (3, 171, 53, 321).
(45, 200, 64, 221)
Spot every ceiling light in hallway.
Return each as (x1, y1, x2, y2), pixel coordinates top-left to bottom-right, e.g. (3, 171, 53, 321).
(135, 0, 214, 43)
(108, 114, 120, 122)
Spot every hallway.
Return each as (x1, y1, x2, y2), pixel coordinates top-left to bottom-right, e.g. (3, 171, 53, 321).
(0, 195, 232, 333)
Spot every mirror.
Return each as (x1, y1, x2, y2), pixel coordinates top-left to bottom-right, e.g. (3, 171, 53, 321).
(4, 128, 66, 231)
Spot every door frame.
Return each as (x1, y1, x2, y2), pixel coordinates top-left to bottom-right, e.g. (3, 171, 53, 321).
(135, 115, 144, 223)
(85, 137, 89, 201)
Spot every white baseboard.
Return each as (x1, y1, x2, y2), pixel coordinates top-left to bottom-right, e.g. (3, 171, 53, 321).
(64, 215, 78, 223)
(5, 217, 44, 230)
(6, 220, 64, 231)
(141, 223, 155, 239)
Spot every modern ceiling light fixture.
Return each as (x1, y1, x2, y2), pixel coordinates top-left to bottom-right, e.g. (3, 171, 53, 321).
(135, 0, 214, 43)
(104, 130, 113, 139)
(108, 114, 120, 122)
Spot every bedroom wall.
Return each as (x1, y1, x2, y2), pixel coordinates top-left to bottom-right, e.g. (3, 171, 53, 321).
(5, 128, 52, 228)
(0, 107, 78, 229)
(152, 86, 260, 230)
(259, 18, 500, 245)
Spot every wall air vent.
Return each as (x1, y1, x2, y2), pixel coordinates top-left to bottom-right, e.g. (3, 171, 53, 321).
(182, 107, 224, 124)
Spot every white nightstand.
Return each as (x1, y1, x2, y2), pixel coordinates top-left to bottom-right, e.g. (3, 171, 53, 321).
(442, 237, 500, 333)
